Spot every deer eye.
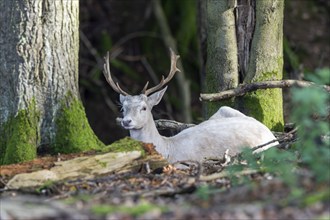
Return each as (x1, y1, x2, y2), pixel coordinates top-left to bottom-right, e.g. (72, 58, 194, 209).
(141, 106, 147, 111)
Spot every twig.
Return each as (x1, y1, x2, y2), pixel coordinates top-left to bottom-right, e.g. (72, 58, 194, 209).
(200, 80, 330, 101)
(199, 169, 258, 181)
(111, 31, 160, 53)
(141, 57, 159, 85)
(252, 127, 298, 152)
(80, 31, 104, 66)
(123, 185, 196, 198)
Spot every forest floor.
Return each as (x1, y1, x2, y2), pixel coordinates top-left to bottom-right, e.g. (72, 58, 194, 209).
(1, 145, 329, 220)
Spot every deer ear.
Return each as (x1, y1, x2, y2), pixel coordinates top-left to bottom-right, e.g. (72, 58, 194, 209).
(147, 86, 167, 107)
(119, 94, 126, 104)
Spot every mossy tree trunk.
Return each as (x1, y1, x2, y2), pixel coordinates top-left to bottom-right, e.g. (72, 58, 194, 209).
(203, 0, 239, 117)
(0, 0, 103, 165)
(200, 0, 284, 131)
(240, 0, 284, 131)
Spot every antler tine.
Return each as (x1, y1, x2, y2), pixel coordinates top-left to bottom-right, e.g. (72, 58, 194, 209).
(143, 48, 180, 96)
(141, 81, 150, 94)
(103, 52, 130, 96)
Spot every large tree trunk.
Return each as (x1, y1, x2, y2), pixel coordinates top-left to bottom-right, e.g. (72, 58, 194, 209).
(200, 0, 284, 131)
(239, 0, 284, 131)
(0, 0, 103, 165)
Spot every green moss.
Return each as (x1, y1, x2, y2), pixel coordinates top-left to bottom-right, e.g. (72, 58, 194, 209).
(91, 202, 167, 217)
(241, 88, 284, 131)
(242, 63, 284, 131)
(53, 93, 104, 154)
(0, 101, 39, 165)
(101, 137, 145, 156)
(35, 180, 56, 194)
(96, 159, 107, 168)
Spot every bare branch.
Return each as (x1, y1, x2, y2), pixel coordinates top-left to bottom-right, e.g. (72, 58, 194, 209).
(152, 0, 192, 122)
(200, 80, 330, 101)
(199, 169, 259, 181)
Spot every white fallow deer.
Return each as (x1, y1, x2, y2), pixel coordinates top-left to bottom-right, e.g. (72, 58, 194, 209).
(103, 49, 278, 163)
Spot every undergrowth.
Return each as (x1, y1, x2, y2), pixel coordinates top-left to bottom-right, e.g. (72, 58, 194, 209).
(228, 68, 330, 202)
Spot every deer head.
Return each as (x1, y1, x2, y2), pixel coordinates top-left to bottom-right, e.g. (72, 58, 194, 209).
(103, 49, 180, 130)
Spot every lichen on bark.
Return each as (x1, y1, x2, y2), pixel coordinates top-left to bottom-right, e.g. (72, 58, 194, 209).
(53, 93, 104, 154)
(0, 101, 39, 165)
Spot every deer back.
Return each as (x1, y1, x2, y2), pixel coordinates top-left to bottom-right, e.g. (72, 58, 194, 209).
(163, 107, 278, 162)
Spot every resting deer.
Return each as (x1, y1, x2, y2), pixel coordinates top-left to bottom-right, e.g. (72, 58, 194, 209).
(103, 49, 278, 163)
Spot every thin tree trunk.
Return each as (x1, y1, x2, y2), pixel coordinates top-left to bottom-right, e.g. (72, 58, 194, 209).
(0, 0, 103, 165)
(204, 0, 239, 117)
(152, 0, 192, 123)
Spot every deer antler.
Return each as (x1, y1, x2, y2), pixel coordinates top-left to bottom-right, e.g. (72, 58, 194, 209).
(103, 52, 130, 96)
(142, 48, 181, 96)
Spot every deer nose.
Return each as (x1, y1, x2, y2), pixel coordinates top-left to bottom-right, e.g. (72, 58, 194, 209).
(122, 119, 132, 127)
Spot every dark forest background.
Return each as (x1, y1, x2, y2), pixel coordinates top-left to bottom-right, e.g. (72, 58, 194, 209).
(78, 0, 330, 144)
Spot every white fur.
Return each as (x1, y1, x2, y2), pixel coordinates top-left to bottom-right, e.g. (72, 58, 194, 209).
(119, 87, 278, 163)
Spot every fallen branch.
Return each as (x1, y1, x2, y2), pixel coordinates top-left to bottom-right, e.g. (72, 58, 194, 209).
(199, 169, 259, 182)
(200, 80, 330, 101)
(117, 117, 195, 131)
(155, 119, 195, 131)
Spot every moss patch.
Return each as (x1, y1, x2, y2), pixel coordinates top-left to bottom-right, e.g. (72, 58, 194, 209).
(241, 88, 284, 131)
(101, 137, 145, 157)
(242, 62, 284, 131)
(53, 93, 104, 154)
(0, 101, 39, 165)
(91, 201, 167, 217)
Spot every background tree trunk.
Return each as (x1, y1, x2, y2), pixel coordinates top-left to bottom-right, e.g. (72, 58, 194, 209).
(0, 0, 103, 165)
(200, 0, 284, 131)
(239, 0, 284, 131)
(203, 0, 239, 117)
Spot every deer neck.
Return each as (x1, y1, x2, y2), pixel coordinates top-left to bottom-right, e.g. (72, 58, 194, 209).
(129, 118, 170, 157)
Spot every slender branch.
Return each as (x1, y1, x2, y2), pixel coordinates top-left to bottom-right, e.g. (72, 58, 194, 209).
(200, 80, 330, 101)
(152, 0, 192, 122)
(199, 169, 258, 181)
(252, 127, 298, 152)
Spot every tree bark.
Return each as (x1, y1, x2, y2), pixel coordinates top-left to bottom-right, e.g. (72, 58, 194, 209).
(203, 0, 239, 117)
(201, 0, 284, 131)
(239, 0, 284, 131)
(0, 0, 103, 165)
